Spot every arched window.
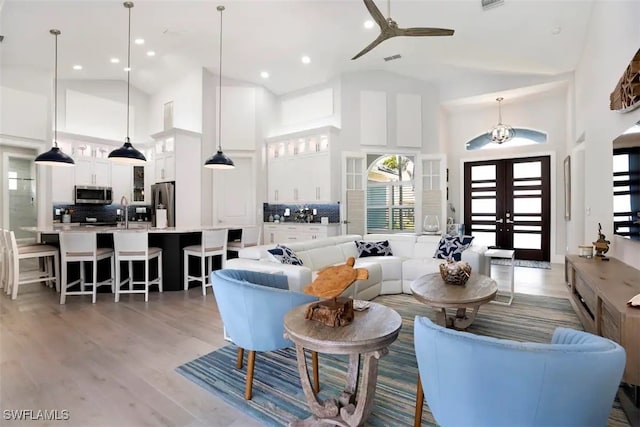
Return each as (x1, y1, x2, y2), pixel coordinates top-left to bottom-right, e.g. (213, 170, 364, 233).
(367, 155, 415, 232)
(465, 128, 547, 151)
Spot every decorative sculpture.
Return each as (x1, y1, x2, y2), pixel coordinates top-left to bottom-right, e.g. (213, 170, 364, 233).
(439, 259, 472, 285)
(303, 257, 369, 327)
(593, 223, 611, 259)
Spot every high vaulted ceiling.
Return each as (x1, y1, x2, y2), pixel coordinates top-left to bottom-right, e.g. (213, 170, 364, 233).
(1, 0, 595, 96)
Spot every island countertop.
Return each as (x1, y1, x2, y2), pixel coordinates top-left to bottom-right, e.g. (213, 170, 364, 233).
(21, 225, 243, 234)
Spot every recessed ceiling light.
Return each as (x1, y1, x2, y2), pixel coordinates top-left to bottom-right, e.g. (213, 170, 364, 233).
(72, 65, 82, 70)
(552, 26, 562, 35)
(364, 20, 375, 29)
(134, 38, 145, 45)
(301, 55, 311, 64)
(260, 71, 270, 79)
(124, 67, 131, 72)
(110, 57, 120, 64)
(146, 51, 156, 57)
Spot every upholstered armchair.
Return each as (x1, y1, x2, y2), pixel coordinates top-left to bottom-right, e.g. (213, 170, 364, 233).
(211, 269, 319, 400)
(413, 316, 625, 427)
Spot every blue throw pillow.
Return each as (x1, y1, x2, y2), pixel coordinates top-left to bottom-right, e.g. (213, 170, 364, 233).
(434, 235, 474, 261)
(355, 240, 393, 257)
(267, 245, 304, 266)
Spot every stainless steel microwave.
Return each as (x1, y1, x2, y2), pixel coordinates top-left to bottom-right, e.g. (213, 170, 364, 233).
(74, 186, 113, 205)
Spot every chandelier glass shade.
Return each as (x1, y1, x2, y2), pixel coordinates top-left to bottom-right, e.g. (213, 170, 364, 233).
(488, 97, 515, 144)
(204, 5, 235, 169)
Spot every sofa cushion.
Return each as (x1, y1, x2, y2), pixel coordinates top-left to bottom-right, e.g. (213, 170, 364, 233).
(267, 245, 304, 266)
(355, 240, 393, 257)
(403, 257, 443, 282)
(365, 234, 416, 258)
(304, 246, 346, 271)
(434, 235, 475, 261)
(337, 242, 359, 259)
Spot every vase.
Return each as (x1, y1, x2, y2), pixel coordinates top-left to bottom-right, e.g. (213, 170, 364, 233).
(423, 215, 440, 233)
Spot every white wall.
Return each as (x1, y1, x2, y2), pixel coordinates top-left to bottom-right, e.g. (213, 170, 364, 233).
(148, 68, 203, 135)
(275, 79, 341, 136)
(573, 0, 640, 268)
(445, 85, 569, 262)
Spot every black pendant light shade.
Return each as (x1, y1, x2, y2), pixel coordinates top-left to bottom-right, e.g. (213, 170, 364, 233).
(204, 5, 234, 170)
(35, 29, 75, 167)
(108, 1, 146, 165)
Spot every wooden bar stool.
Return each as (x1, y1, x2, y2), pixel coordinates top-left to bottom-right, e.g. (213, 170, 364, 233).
(183, 229, 228, 295)
(59, 231, 114, 304)
(113, 231, 163, 302)
(227, 226, 261, 258)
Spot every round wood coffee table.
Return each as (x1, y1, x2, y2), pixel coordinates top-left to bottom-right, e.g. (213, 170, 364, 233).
(410, 273, 498, 330)
(284, 302, 402, 427)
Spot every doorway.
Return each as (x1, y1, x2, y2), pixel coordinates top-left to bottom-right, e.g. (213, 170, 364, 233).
(5, 156, 37, 240)
(463, 156, 550, 261)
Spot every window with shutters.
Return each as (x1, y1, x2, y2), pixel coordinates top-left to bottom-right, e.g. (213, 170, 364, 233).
(367, 155, 415, 232)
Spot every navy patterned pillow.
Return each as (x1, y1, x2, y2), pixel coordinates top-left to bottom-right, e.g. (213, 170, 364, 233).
(434, 235, 474, 261)
(355, 240, 393, 257)
(267, 245, 304, 266)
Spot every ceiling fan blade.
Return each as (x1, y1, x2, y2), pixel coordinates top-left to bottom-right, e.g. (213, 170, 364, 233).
(363, 0, 388, 29)
(351, 33, 392, 60)
(396, 27, 455, 37)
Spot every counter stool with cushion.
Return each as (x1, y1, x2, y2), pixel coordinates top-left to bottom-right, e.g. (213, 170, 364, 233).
(113, 231, 163, 302)
(227, 226, 261, 257)
(4, 229, 59, 300)
(183, 229, 228, 295)
(59, 231, 114, 304)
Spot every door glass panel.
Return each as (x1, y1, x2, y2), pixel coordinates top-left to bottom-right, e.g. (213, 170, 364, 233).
(513, 161, 541, 179)
(514, 180, 541, 186)
(514, 198, 541, 214)
(514, 215, 542, 222)
(514, 233, 541, 249)
(514, 189, 541, 196)
(8, 158, 36, 240)
(613, 154, 629, 173)
(472, 232, 496, 247)
(473, 191, 496, 197)
(471, 165, 496, 180)
(614, 194, 631, 212)
(472, 199, 496, 214)
(472, 215, 496, 221)
(514, 225, 542, 231)
(471, 182, 495, 188)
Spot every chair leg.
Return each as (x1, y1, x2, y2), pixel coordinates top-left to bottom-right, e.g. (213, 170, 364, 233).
(201, 255, 206, 296)
(236, 347, 244, 369)
(245, 350, 256, 400)
(80, 261, 86, 292)
(110, 255, 115, 293)
(144, 259, 149, 302)
(11, 255, 19, 300)
(92, 260, 98, 304)
(183, 252, 189, 291)
(53, 253, 60, 293)
(128, 260, 133, 291)
(414, 373, 424, 427)
(60, 260, 67, 304)
(115, 259, 121, 302)
(312, 350, 320, 394)
(157, 252, 163, 292)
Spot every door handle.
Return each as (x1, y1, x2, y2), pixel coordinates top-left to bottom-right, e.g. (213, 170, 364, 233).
(496, 218, 504, 223)
(506, 219, 514, 224)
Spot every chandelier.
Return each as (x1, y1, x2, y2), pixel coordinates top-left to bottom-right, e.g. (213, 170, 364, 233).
(488, 97, 515, 144)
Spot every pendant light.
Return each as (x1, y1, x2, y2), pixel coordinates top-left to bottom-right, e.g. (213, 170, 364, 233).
(488, 97, 515, 144)
(35, 29, 75, 167)
(204, 5, 235, 169)
(108, 1, 146, 164)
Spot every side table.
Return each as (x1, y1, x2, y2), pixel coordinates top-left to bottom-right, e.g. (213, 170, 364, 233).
(284, 302, 402, 427)
(484, 248, 515, 306)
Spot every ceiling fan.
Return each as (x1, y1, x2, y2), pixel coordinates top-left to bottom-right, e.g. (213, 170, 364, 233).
(352, 0, 455, 60)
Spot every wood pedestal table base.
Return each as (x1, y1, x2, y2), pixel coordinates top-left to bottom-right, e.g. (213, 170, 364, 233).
(284, 302, 402, 427)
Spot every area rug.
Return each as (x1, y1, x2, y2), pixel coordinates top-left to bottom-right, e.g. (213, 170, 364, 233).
(176, 294, 629, 426)
(491, 258, 551, 269)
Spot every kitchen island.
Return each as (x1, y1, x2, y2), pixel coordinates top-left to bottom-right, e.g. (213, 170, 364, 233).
(23, 225, 241, 292)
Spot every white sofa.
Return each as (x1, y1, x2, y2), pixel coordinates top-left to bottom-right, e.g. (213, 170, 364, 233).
(225, 233, 489, 300)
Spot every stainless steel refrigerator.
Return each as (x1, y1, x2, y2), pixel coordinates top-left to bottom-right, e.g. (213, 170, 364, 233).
(151, 181, 175, 227)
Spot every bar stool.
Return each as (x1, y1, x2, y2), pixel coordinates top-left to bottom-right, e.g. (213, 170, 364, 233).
(113, 231, 163, 302)
(0, 229, 7, 292)
(59, 231, 114, 304)
(183, 229, 228, 295)
(4, 229, 59, 300)
(227, 226, 261, 258)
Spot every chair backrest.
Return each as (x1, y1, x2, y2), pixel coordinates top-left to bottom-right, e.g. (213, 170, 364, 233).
(211, 269, 316, 352)
(413, 316, 626, 427)
(59, 232, 97, 260)
(240, 226, 261, 248)
(113, 231, 148, 258)
(202, 229, 228, 254)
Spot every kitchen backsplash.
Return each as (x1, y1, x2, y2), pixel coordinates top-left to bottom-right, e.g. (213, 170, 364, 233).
(52, 204, 152, 223)
(263, 203, 340, 223)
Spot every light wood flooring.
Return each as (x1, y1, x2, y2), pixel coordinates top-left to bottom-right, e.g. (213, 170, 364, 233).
(0, 264, 568, 426)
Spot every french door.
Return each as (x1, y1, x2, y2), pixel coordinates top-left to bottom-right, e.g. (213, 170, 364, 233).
(464, 156, 550, 261)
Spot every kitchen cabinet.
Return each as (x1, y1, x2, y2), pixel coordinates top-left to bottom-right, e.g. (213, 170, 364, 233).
(154, 136, 175, 182)
(266, 127, 338, 204)
(74, 146, 111, 187)
(50, 140, 75, 203)
(264, 223, 340, 244)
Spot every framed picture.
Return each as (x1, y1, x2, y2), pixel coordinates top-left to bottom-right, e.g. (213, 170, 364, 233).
(163, 101, 173, 131)
(564, 155, 571, 220)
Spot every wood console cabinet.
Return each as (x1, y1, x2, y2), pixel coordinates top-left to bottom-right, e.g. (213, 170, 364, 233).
(565, 255, 640, 386)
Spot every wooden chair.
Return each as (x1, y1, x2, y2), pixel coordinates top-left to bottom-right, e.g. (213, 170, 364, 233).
(113, 231, 163, 302)
(183, 229, 228, 295)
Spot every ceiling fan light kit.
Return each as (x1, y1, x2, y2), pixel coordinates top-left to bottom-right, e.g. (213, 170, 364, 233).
(352, 0, 454, 60)
(108, 1, 147, 165)
(488, 97, 515, 144)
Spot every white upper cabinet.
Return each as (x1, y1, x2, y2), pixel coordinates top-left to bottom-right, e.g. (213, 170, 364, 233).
(154, 136, 175, 182)
(50, 140, 75, 204)
(73, 144, 111, 187)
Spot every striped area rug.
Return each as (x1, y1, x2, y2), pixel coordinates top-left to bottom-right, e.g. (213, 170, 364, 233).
(176, 294, 629, 426)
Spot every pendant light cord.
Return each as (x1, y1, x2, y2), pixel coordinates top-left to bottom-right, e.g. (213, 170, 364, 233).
(54, 31, 58, 148)
(218, 6, 223, 152)
(126, 4, 132, 142)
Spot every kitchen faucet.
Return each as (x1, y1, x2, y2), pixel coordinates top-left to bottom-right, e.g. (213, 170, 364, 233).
(120, 195, 129, 229)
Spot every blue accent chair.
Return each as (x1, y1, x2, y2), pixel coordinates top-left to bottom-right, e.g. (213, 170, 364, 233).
(413, 316, 626, 427)
(211, 269, 319, 400)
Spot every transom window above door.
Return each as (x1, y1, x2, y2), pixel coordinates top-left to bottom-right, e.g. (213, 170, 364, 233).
(465, 128, 547, 151)
(367, 155, 415, 233)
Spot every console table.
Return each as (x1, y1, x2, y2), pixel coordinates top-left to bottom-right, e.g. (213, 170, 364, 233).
(565, 255, 640, 425)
